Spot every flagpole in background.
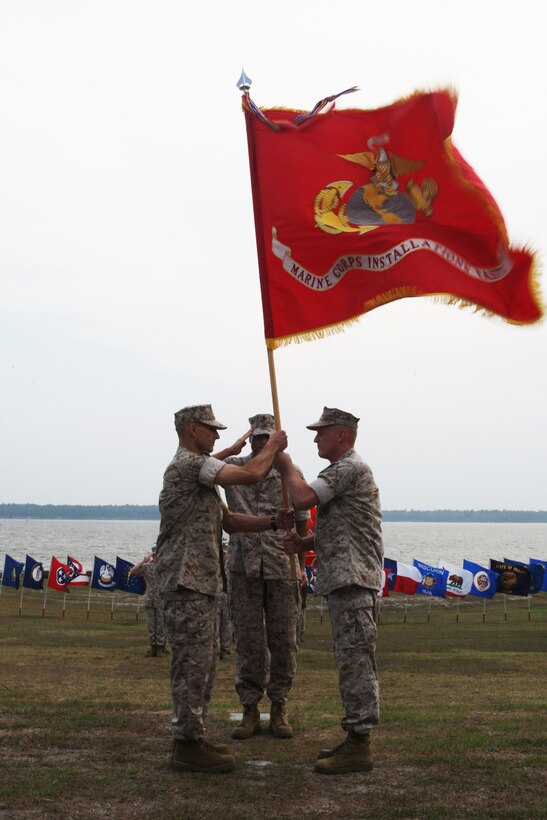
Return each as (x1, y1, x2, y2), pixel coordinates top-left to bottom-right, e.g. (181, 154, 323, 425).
(110, 594, 115, 621)
(42, 585, 49, 618)
(503, 594, 508, 622)
(403, 598, 408, 624)
(62, 592, 67, 619)
(482, 599, 487, 623)
(86, 584, 92, 619)
(527, 595, 532, 621)
(19, 586, 24, 617)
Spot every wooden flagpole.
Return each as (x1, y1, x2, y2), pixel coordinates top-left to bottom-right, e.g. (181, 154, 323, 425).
(266, 346, 297, 581)
(86, 582, 92, 619)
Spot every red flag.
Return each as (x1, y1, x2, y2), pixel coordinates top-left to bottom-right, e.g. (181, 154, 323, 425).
(47, 556, 71, 592)
(243, 89, 542, 347)
(66, 555, 89, 586)
(393, 562, 422, 595)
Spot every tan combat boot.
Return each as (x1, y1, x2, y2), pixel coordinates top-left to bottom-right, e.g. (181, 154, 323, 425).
(269, 701, 293, 739)
(231, 704, 261, 739)
(171, 739, 230, 762)
(314, 731, 373, 775)
(171, 739, 235, 773)
(316, 738, 347, 759)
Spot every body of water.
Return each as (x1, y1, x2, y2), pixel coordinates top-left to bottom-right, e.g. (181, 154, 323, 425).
(0, 519, 545, 570)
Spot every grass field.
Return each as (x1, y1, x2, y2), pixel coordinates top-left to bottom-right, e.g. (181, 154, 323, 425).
(1, 588, 546, 819)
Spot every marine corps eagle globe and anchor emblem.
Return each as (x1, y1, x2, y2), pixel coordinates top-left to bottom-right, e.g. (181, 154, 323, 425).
(314, 134, 438, 235)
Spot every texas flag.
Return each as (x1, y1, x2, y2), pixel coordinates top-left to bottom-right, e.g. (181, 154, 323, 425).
(384, 558, 422, 594)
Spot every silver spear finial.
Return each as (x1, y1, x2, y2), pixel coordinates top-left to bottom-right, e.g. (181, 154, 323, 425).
(236, 68, 252, 92)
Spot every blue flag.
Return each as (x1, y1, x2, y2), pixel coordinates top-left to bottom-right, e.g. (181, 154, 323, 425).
(490, 560, 531, 596)
(115, 556, 145, 595)
(383, 557, 397, 591)
(463, 559, 499, 599)
(90, 556, 116, 591)
(504, 558, 544, 595)
(2, 555, 24, 589)
(305, 564, 317, 594)
(413, 560, 448, 598)
(529, 558, 547, 592)
(23, 554, 44, 590)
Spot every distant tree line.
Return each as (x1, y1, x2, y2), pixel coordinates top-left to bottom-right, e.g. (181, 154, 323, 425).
(0, 504, 159, 520)
(383, 509, 547, 523)
(1, 504, 546, 522)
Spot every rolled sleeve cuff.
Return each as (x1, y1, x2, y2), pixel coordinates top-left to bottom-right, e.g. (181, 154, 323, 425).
(309, 477, 334, 505)
(295, 509, 310, 522)
(199, 457, 226, 487)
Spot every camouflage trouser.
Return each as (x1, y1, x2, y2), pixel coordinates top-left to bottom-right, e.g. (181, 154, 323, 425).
(296, 584, 308, 644)
(144, 605, 166, 647)
(218, 591, 233, 656)
(327, 585, 379, 735)
(163, 587, 219, 741)
(230, 572, 297, 705)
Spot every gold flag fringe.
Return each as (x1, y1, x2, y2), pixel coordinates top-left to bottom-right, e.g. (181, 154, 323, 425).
(266, 266, 544, 349)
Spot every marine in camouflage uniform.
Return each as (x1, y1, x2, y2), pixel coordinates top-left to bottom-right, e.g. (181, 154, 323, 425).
(153, 404, 291, 774)
(224, 414, 309, 739)
(276, 407, 384, 774)
(132, 555, 167, 655)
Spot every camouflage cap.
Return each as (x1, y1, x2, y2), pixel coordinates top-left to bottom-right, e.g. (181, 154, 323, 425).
(249, 413, 276, 436)
(174, 404, 227, 431)
(306, 406, 360, 430)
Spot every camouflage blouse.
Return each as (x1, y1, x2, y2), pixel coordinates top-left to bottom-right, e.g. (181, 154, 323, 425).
(310, 449, 384, 596)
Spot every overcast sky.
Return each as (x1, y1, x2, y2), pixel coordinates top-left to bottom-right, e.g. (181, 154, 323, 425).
(1, 0, 545, 510)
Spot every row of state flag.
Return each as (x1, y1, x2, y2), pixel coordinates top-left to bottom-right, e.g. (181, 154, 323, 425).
(2, 553, 547, 600)
(1, 554, 146, 595)
(380, 557, 547, 599)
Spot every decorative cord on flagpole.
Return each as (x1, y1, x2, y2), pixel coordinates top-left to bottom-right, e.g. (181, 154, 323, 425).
(266, 347, 297, 582)
(237, 70, 358, 132)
